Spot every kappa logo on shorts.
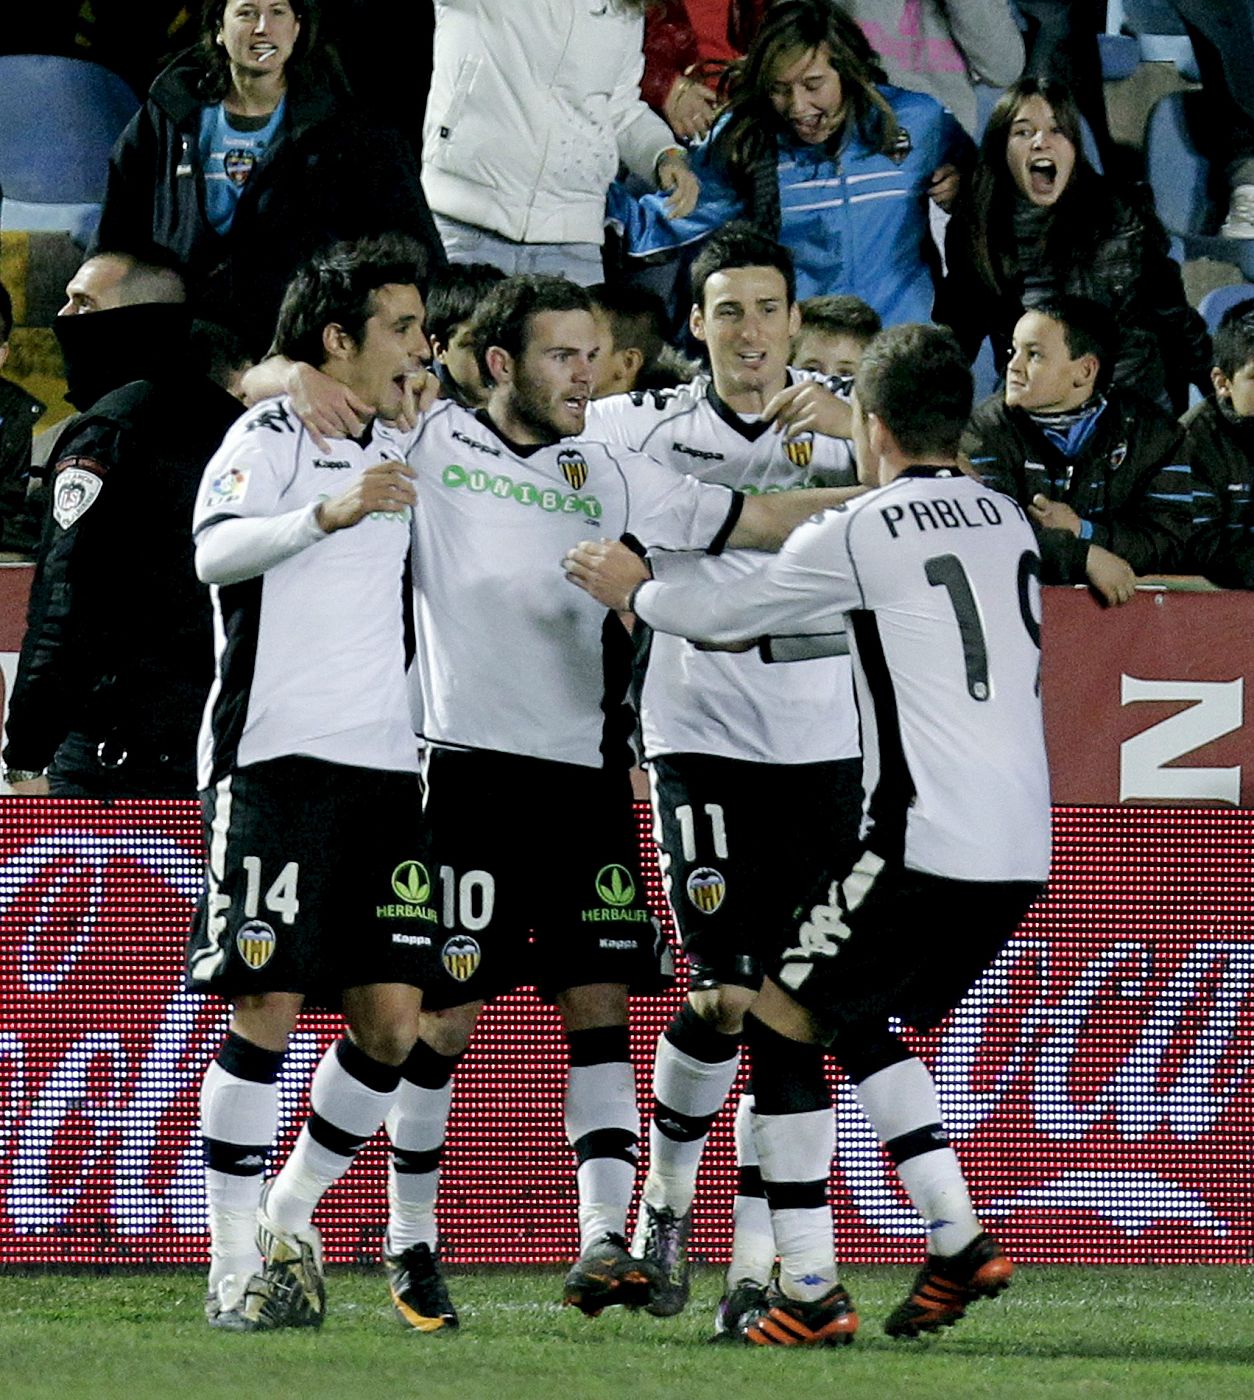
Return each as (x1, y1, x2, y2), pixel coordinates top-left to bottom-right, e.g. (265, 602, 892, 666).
(686, 866, 726, 914)
(784, 434, 814, 469)
(557, 448, 589, 490)
(235, 919, 277, 970)
(442, 934, 481, 982)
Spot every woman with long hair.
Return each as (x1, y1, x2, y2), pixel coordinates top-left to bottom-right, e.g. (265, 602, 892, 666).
(95, 0, 443, 357)
(938, 76, 1210, 412)
(609, 0, 969, 324)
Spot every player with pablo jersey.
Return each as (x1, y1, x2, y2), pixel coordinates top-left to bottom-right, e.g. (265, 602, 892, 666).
(582, 225, 864, 1329)
(564, 323, 1051, 1347)
(379, 272, 854, 1320)
(186, 235, 438, 1333)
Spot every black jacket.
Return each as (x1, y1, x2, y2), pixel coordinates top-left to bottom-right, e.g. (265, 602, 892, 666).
(939, 183, 1212, 414)
(94, 48, 446, 356)
(961, 388, 1192, 581)
(3, 317, 241, 789)
(0, 377, 46, 557)
(1181, 397, 1254, 588)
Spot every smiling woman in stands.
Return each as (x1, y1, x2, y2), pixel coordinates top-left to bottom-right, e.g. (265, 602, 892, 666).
(937, 76, 1211, 413)
(94, 0, 443, 357)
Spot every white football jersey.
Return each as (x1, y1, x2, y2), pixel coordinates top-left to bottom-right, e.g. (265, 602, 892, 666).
(193, 398, 420, 786)
(633, 467, 1051, 882)
(585, 375, 860, 764)
(407, 401, 740, 768)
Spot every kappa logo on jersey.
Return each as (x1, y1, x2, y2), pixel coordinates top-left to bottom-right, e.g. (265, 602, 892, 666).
(247, 402, 296, 435)
(558, 448, 589, 490)
(206, 462, 250, 507)
(441, 463, 602, 520)
(379, 861, 438, 924)
(784, 434, 814, 469)
(313, 458, 352, 471)
(596, 864, 636, 907)
(442, 934, 481, 982)
(673, 441, 725, 462)
(224, 148, 256, 186)
(452, 428, 501, 457)
(235, 919, 277, 969)
(52, 460, 105, 528)
(686, 866, 726, 914)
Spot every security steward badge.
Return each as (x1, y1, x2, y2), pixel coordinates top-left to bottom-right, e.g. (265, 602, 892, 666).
(686, 866, 726, 914)
(224, 148, 257, 186)
(441, 934, 481, 982)
(206, 462, 250, 507)
(784, 433, 814, 469)
(236, 918, 277, 969)
(53, 457, 106, 529)
(558, 448, 589, 490)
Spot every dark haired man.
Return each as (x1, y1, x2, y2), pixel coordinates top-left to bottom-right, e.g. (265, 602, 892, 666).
(962, 296, 1193, 605)
(185, 234, 434, 1332)
(565, 322, 1050, 1347)
(1183, 298, 1254, 587)
(579, 222, 863, 1330)
(2, 251, 235, 797)
(377, 270, 855, 1320)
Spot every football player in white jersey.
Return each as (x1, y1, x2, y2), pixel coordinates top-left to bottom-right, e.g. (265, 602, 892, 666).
(379, 272, 856, 1320)
(186, 235, 441, 1332)
(582, 225, 865, 1329)
(564, 323, 1051, 1347)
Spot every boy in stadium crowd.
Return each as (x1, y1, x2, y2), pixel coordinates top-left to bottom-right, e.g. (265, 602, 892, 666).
(186, 234, 434, 1332)
(587, 282, 695, 398)
(1182, 298, 1254, 587)
(581, 224, 864, 1333)
(563, 322, 1050, 1346)
(345, 272, 858, 1329)
(424, 261, 506, 410)
(961, 296, 1193, 607)
(790, 294, 882, 380)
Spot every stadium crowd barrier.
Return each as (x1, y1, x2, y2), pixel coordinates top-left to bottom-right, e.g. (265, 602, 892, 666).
(1, 564, 1252, 1267)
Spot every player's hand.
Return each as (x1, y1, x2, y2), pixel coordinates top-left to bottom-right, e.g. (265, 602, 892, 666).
(762, 380, 853, 440)
(563, 538, 650, 611)
(663, 75, 719, 141)
(7, 775, 50, 796)
(286, 362, 373, 451)
(1030, 493, 1083, 536)
(396, 368, 442, 430)
(1085, 543, 1137, 605)
(928, 163, 961, 211)
(316, 460, 416, 533)
(657, 150, 700, 220)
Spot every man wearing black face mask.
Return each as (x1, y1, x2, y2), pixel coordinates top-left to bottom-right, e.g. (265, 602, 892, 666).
(1, 251, 242, 798)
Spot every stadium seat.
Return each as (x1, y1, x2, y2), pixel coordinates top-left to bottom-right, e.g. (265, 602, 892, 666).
(1120, 0, 1199, 82)
(1198, 282, 1254, 333)
(0, 55, 139, 244)
(1145, 91, 1254, 278)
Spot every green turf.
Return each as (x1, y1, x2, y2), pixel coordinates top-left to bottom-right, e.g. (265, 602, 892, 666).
(3, 1266, 1252, 1400)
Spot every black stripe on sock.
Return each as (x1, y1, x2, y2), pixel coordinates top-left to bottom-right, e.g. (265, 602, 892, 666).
(830, 1029, 914, 1084)
(664, 1001, 740, 1064)
(391, 1144, 444, 1174)
(885, 1123, 950, 1165)
(652, 1101, 719, 1143)
(336, 1037, 403, 1094)
(400, 1038, 462, 1090)
(745, 1014, 830, 1116)
(566, 1025, 630, 1067)
(736, 1165, 765, 1198)
(307, 1110, 371, 1160)
(203, 1137, 269, 1175)
(572, 1126, 639, 1168)
(217, 1031, 284, 1085)
(761, 1178, 828, 1211)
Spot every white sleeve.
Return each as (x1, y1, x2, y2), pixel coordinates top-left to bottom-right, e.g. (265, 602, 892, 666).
(195, 504, 326, 585)
(608, 16, 679, 180)
(633, 507, 862, 643)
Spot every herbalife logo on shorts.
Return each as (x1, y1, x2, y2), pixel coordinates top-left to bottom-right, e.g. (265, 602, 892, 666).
(378, 860, 438, 923)
(442, 463, 602, 520)
(582, 864, 649, 924)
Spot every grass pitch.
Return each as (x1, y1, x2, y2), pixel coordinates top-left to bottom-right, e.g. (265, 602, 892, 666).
(3, 1265, 1252, 1400)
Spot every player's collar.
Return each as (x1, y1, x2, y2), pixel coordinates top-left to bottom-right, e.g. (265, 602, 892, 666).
(898, 465, 963, 479)
(475, 407, 549, 458)
(704, 380, 774, 442)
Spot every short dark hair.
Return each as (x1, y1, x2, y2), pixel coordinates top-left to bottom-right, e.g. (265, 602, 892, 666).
(190, 318, 253, 390)
(587, 282, 668, 377)
(1214, 297, 1254, 380)
(0, 278, 12, 344)
(468, 274, 593, 388)
(1026, 294, 1115, 389)
(272, 233, 429, 367)
(425, 262, 506, 348)
(855, 323, 972, 458)
(690, 221, 796, 308)
(797, 294, 881, 343)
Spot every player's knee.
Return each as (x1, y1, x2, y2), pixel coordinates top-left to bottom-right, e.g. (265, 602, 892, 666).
(688, 983, 756, 1036)
(351, 1018, 420, 1066)
(418, 1003, 480, 1057)
(230, 992, 302, 1052)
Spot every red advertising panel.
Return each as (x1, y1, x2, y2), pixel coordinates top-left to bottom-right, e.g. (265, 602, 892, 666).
(0, 800, 1250, 1267)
